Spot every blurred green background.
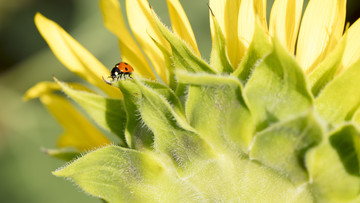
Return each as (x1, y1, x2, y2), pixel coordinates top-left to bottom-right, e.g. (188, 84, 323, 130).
(0, 0, 359, 202)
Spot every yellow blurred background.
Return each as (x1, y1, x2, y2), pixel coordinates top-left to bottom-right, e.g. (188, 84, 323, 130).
(0, 0, 359, 202)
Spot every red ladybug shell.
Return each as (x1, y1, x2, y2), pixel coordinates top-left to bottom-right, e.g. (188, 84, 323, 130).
(115, 62, 134, 73)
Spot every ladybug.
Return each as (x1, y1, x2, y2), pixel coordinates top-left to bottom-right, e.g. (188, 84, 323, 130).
(110, 62, 134, 80)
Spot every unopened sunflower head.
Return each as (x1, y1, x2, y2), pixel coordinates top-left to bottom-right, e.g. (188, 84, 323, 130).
(25, 0, 360, 202)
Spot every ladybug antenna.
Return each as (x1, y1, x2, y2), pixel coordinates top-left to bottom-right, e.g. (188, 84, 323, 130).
(102, 76, 113, 85)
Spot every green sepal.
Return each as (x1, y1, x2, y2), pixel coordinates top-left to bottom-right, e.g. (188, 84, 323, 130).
(315, 58, 360, 126)
(130, 76, 215, 172)
(232, 21, 272, 84)
(133, 74, 314, 201)
(152, 8, 216, 74)
(142, 79, 185, 119)
(116, 77, 186, 149)
(329, 124, 360, 176)
(53, 145, 201, 202)
(250, 111, 323, 185)
(42, 147, 79, 161)
(56, 79, 127, 145)
(244, 37, 313, 131)
(177, 71, 254, 153)
(116, 79, 154, 149)
(209, 11, 233, 73)
(308, 34, 347, 97)
(306, 125, 360, 202)
(148, 34, 177, 91)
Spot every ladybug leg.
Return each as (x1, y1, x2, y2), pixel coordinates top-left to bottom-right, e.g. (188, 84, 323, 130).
(124, 73, 130, 78)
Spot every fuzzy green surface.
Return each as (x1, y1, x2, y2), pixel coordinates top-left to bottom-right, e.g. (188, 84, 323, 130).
(52, 11, 360, 203)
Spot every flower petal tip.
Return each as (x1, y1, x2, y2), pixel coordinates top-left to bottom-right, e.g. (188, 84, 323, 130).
(34, 12, 48, 27)
(51, 169, 63, 177)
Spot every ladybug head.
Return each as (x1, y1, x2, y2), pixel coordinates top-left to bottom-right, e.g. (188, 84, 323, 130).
(110, 66, 121, 79)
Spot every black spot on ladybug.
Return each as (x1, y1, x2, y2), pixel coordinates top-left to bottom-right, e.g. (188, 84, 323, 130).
(125, 67, 128, 71)
(124, 62, 128, 65)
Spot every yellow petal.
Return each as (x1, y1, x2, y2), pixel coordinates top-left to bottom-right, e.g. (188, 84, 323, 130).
(296, 0, 346, 73)
(34, 13, 121, 98)
(209, 0, 242, 68)
(269, 0, 303, 54)
(167, 0, 200, 56)
(238, 0, 255, 52)
(23, 81, 92, 101)
(25, 81, 110, 150)
(23, 81, 61, 101)
(341, 18, 360, 70)
(238, 0, 267, 61)
(126, 0, 170, 83)
(253, 0, 267, 30)
(40, 93, 111, 151)
(99, 0, 155, 79)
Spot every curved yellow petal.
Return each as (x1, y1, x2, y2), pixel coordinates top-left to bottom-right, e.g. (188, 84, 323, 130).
(23, 81, 61, 101)
(126, 0, 170, 83)
(341, 18, 360, 70)
(24, 80, 111, 150)
(23, 81, 93, 101)
(269, 0, 303, 54)
(34, 13, 121, 98)
(296, 0, 346, 73)
(167, 0, 200, 56)
(40, 93, 111, 151)
(238, 0, 267, 61)
(99, 0, 155, 79)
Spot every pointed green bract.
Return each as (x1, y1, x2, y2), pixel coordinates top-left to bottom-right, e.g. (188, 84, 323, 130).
(233, 21, 272, 83)
(56, 79, 127, 145)
(250, 112, 323, 185)
(308, 35, 347, 97)
(306, 125, 360, 202)
(177, 71, 254, 153)
(130, 77, 216, 172)
(315, 58, 360, 126)
(209, 12, 233, 73)
(53, 145, 201, 202)
(152, 9, 216, 74)
(42, 147, 79, 161)
(116, 79, 154, 149)
(329, 124, 360, 176)
(142, 79, 184, 119)
(149, 35, 177, 90)
(245, 38, 313, 131)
